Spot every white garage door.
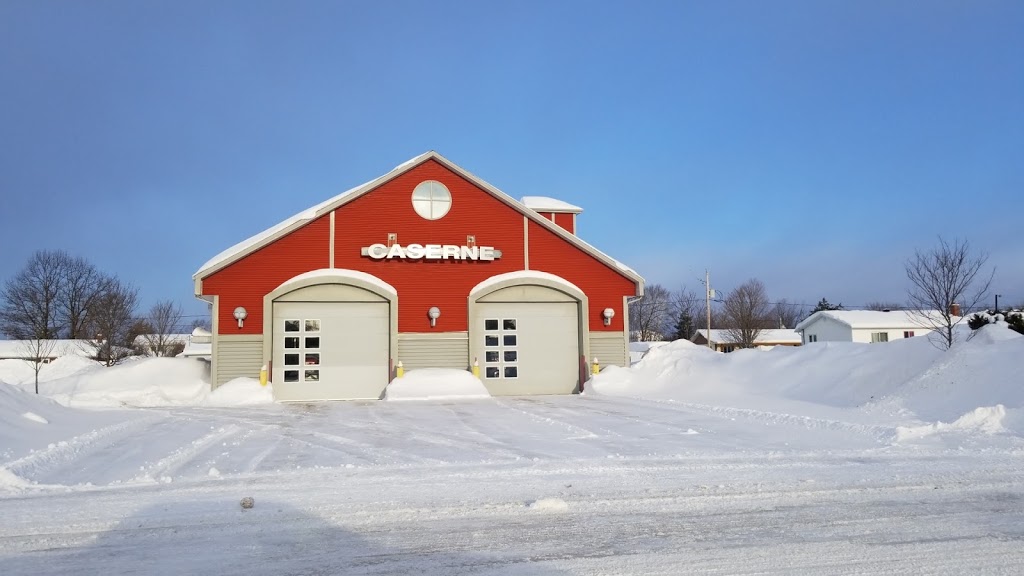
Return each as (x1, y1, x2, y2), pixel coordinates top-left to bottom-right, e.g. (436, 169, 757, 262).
(476, 302, 579, 395)
(272, 301, 390, 401)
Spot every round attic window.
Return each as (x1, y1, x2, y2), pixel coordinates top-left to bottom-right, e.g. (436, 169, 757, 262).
(411, 180, 452, 220)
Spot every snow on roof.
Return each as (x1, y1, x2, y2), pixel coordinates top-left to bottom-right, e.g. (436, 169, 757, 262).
(178, 341, 212, 359)
(693, 329, 802, 345)
(520, 196, 583, 213)
(795, 310, 958, 331)
(0, 340, 96, 359)
(133, 334, 191, 347)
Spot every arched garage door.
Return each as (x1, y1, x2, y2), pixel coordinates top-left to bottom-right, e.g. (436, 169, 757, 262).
(471, 283, 583, 395)
(271, 282, 392, 401)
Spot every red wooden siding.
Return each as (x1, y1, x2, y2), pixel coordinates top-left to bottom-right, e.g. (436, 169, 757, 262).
(526, 220, 634, 332)
(553, 212, 575, 234)
(332, 160, 525, 333)
(203, 217, 331, 334)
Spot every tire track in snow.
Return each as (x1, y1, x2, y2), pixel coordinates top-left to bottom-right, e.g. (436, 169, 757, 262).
(0, 413, 163, 487)
(130, 424, 241, 484)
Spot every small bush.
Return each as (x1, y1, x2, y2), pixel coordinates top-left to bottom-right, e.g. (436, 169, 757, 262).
(968, 313, 991, 330)
(1008, 313, 1024, 336)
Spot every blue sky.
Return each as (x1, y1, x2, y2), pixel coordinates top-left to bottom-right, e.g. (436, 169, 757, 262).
(1, 1, 1022, 323)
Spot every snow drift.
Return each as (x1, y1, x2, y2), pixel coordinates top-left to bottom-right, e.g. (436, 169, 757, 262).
(384, 368, 491, 401)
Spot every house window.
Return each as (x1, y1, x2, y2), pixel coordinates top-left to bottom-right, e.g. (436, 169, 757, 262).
(871, 332, 889, 343)
(903, 331, 915, 338)
(807, 334, 818, 343)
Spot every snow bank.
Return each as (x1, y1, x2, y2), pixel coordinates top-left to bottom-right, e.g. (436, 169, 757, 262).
(35, 358, 272, 408)
(0, 355, 101, 387)
(384, 369, 491, 401)
(592, 325, 1022, 435)
(207, 378, 274, 406)
(895, 405, 1007, 441)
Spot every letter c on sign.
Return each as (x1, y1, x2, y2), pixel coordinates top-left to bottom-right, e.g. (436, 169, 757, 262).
(366, 244, 388, 259)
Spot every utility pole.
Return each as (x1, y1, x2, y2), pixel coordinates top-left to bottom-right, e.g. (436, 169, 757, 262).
(705, 269, 713, 350)
(995, 294, 1001, 313)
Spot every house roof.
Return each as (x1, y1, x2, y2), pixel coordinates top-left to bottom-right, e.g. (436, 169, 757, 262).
(692, 329, 802, 345)
(794, 309, 959, 331)
(193, 151, 643, 297)
(520, 196, 583, 213)
(0, 339, 97, 359)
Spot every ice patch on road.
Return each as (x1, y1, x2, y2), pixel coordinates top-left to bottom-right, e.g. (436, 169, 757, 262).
(895, 405, 1007, 442)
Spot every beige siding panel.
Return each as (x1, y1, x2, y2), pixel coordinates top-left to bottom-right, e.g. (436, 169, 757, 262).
(590, 332, 627, 367)
(398, 332, 469, 370)
(215, 336, 263, 386)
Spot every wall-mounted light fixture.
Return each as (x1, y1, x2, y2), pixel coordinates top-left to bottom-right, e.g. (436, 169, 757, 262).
(428, 306, 441, 327)
(602, 308, 615, 326)
(233, 306, 248, 328)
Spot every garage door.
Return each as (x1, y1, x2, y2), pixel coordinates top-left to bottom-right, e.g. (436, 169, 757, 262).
(476, 302, 579, 395)
(272, 301, 390, 401)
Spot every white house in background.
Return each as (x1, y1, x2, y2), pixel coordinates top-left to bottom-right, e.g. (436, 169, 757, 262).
(794, 310, 957, 344)
(690, 329, 802, 353)
(178, 327, 212, 361)
(0, 339, 96, 362)
(133, 333, 191, 356)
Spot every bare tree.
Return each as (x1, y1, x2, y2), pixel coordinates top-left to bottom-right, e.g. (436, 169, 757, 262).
(628, 284, 672, 341)
(721, 279, 772, 348)
(0, 250, 64, 339)
(669, 286, 702, 340)
(865, 301, 904, 311)
(906, 237, 994, 350)
(141, 300, 185, 357)
(190, 317, 212, 331)
(88, 277, 140, 366)
(772, 299, 806, 329)
(59, 254, 107, 338)
(20, 337, 57, 394)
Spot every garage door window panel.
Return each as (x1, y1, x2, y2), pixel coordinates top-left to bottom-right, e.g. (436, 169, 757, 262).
(305, 337, 320, 348)
(284, 320, 300, 332)
(284, 370, 299, 382)
(284, 337, 299, 349)
(304, 370, 319, 382)
(285, 354, 299, 366)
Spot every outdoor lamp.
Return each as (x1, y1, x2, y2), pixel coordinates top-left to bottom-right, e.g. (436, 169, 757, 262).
(233, 306, 248, 328)
(428, 306, 441, 327)
(602, 308, 615, 326)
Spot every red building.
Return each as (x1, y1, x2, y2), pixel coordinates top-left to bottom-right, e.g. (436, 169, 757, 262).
(193, 152, 644, 401)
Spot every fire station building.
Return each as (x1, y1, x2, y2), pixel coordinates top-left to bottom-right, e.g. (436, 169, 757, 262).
(193, 152, 645, 401)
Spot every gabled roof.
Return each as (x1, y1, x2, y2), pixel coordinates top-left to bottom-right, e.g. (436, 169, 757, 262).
(794, 309, 958, 331)
(692, 329, 802, 345)
(520, 196, 583, 213)
(193, 151, 643, 296)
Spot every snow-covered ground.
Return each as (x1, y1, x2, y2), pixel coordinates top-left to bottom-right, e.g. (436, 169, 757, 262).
(0, 324, 1022, 574)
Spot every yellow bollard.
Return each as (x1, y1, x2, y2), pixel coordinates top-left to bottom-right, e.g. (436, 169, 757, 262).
(396, 360, 404, 378)
(259, 365, 268, 387)
(471, 358, 480, 378)
(591, 357, 600, 376)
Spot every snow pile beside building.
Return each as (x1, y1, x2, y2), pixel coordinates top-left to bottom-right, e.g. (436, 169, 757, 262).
(592, 324, 1022, 436)
(206, 378, 274, 406)
(384, 369, 491, 401)
(31, 358, 272, 408)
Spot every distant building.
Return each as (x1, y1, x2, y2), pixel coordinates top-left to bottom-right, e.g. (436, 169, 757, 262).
(690, 329, 802, 353)
(0, 339, 96, 362)
(178, 327, 212, 361)
(794, 310, 958, 344)
(133, 333, 190, 356)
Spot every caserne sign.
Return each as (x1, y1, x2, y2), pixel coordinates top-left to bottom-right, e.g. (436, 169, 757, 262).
(361, 244, 502, 261)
